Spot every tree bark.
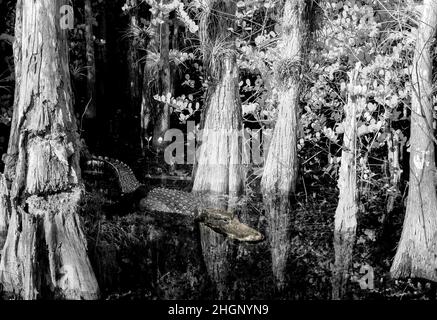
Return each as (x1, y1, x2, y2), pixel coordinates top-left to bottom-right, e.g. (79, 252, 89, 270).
(140, 61, 152, 155)
(84, 0, 97, 119)
(193, 54, 244, 299)
(127, 0, 141, 117)
(260, 0, 307, 291)
(386, 128, 402, 213)
(140, 57, 153, 155)
(0, 0, 99, 299)
(0, 173, 8, 249)
(192, 0, 243, 299)
(331, 70, 359, 300)
(152, 13, 171, 152)
(390, 0, 437, 281)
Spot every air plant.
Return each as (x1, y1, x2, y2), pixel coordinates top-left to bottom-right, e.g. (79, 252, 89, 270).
(0, 69, 12, 93)
(70, 62, 88, 80)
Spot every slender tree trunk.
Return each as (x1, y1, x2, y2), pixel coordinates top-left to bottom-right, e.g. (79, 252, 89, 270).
(96, 0, 109, 150)
(152, 13, 171, 152)
(193, 0, 243, 299)
(127, 0, 141, 119)
(170, 21, 179, 95)
(0, 0, 99, 299)
(84, 0, 96, 119)
(97, 2, 108, 103)
(140, 62, 152, 155)
(386, 128, 401, 213)
(390, 0, 437, 281)
(260, 0, 307, 291)
(82, 0, 98, 150)
(0, 173, 8, 249)
(331, 70, 359, 300)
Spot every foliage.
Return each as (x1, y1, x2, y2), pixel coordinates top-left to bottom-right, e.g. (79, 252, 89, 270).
(0, 0, 15, 127)
(300, 0, 417, 203)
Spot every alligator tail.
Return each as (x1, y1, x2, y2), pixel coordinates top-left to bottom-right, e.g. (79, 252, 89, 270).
(86, 155, 143, 194)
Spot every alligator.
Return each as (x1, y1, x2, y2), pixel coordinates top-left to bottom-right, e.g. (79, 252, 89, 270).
(85, 156, 264, 243)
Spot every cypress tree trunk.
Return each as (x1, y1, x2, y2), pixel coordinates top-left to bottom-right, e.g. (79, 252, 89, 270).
(193, 0, 243, 299)
(140, 9, 172, 154)
(97, 1, 108, 104)
(193, 54, 244, 299)
(331, 70, 359, 300)
(140, 57, 152, 155)
(390, 0, 437, 281)
(386, 128, 401, 214)
(127, 0, 141, 116)
(0, 0, 99, 299)
(152, 13, 171, 152)
(82, 0, 98, 150)
(84, 0, 97, 119)
(0, 173, 8, 249)
(261, 0, 307, 291)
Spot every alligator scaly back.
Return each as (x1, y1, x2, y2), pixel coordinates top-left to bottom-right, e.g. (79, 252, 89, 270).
(87, 156, 201, 216)
(85, 156, 264, 242)
(141, 187, 200, 216)
(88, 156, 142, 194)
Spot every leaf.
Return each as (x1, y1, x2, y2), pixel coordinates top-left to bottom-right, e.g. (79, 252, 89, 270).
(364, 229, 376, 241)
(357, 124, 368, 136)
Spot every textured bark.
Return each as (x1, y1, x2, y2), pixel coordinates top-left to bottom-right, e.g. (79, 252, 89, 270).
(386, 129, 402, 213)
(331, 70, 359, 300)
(140, 61, 152, 154)
(84, 0, 97, 119)
(141, 12, 173, 154)
(193, 53, 244, 298)
(96, 0, 108, 114)
(260, 0, 307, 291)
(390, 0, 437, 281)
(170, 21, 179, 94)
(152, 14, 171, 151)
(0, 174, 8, 249)
(192, 0, 243, 299)
(0, 0, 99, 299)
(127, 0, 141, 117)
